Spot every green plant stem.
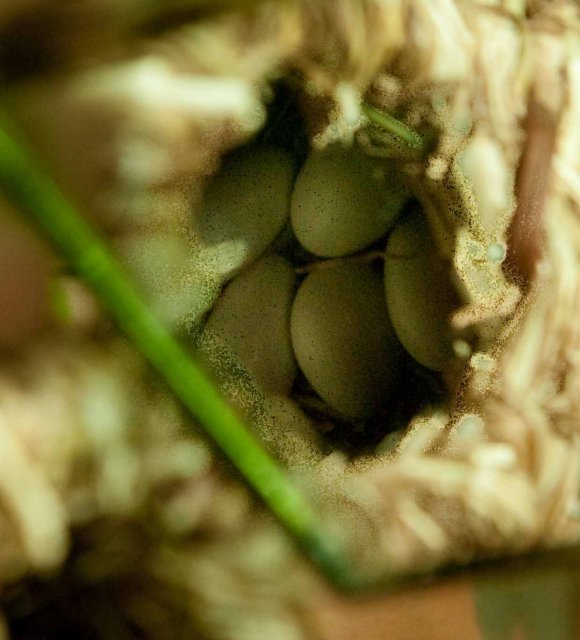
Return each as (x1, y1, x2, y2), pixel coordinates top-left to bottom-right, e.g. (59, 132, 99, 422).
(362, 103, 425, 151)
(0, 111, 355, 589)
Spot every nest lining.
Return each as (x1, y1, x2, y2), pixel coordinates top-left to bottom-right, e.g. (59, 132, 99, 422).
(1, 1, 580, 639)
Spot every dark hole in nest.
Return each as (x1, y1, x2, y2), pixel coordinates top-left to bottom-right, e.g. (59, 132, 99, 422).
(209, 86, 451, 458)
(253, 82, 310, 164)
(291, 357, 447, 457)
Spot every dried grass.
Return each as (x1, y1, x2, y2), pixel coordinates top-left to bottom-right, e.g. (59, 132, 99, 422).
(1, 0, 580, 638)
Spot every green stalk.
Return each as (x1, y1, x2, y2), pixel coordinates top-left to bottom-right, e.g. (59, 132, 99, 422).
(362, 103, 425, 151)
(0, 111, 354, 589)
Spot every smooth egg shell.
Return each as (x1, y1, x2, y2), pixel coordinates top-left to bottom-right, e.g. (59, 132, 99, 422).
(194, 146, 295, 278)
(290, 144, 407, 258)
(202, 255, 297, 394)
(290, 263, 402, 420)
(384, 210, 458, 371)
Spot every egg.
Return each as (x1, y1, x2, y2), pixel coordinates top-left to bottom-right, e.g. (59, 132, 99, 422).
(201, 255, 297, 394)
(290, 263, 402, 420)
(290, 144, 408, 258)
(194, 146, 295, 278)
(384, 210, 458, 371)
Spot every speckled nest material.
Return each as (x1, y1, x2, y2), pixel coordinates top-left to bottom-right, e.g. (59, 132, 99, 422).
(1, 0, 580, 638)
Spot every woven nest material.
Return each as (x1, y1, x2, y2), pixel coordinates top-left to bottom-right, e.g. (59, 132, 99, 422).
(1, 0, 580, 638)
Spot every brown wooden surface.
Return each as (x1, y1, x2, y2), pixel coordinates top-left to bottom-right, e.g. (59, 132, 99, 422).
(310, 564, 580, 640)
(311, 577, 482, 640)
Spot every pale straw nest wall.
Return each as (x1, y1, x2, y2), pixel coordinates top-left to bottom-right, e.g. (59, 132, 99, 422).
(1, 0, 580, 638)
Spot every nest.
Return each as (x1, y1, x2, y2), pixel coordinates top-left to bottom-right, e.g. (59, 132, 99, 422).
(1, 0, 580, 638)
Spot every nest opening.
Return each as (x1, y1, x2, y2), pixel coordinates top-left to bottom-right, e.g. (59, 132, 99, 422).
(194, 81, 458, 461)
(3, 1, 580, 637)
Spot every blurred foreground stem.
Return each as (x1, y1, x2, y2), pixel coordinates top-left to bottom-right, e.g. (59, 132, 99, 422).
(0, 111, 354, 589)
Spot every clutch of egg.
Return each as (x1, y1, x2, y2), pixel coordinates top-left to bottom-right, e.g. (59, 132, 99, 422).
(197, 142, 459, 427)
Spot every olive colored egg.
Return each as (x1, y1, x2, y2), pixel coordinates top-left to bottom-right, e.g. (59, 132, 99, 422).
(290, 144, 407, 258)
(194, 146, 295, 278)
(290, 263, 402, 420)
(384, 210, 458, 371)
(201, 255, 297, 394)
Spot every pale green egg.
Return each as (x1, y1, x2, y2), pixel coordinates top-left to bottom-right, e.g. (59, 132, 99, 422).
(384, 210, 458, 371)
(290, 144, 407, 258)
(201, 254, 297, 394)
(194, 146, 295, 278)
(290, 263, 403, 420)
